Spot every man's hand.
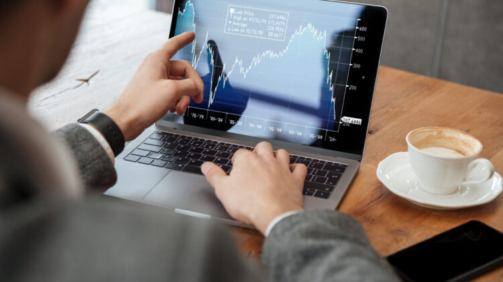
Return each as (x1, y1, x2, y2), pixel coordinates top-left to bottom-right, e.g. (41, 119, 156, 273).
(201, 142, 307, 234)
(107, 32, 204, 141)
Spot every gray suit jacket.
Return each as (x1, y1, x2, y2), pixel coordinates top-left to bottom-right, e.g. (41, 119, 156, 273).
(0, 91, 399, 281)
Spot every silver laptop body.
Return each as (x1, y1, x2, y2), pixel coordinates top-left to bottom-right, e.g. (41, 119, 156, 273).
(105, 0, 387, 228)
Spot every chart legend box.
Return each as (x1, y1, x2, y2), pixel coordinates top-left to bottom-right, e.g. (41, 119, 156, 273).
(224, 5, 289, 41)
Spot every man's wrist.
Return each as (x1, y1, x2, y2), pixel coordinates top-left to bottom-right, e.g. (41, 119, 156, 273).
(253, 206, 304, 235)
(78, 110, 125, 156)
(105, 108, 134, 142)
(265, 210, 303, 237)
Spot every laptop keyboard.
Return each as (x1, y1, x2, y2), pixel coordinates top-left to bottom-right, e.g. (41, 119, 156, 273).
(124, 131, 347, 200)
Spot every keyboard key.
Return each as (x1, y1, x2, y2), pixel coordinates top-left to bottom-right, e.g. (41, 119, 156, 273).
(187, 152, 203, 160)
(160, 148, 175, 155)
(314, 191, 330, 199)
(165, 137, 179, 142)
(305, 181, 334, 192)
(163, 142, 178, 149)
(161, 155, 177, 162)
(124, 155, 140, 162)
(201, 155, 215, 162)
(148, 153, 163, 159)
(227, 146, 239, 154)
(189, 141, 203, 147)
(307, 168, 314, 175)
(296, 160, 311, 166)
(165, 162, 184, 170)
(305, 175, 313, 181)
(303, 189, 315, 196)
(189, 147, 204, 153)
(215, 151, 231, 159)
(214, 158, 229, 165)
(215, 145, 230, 151)
(327, 178, 340, 186)
(131, 149, 149, 157)
(138, 144, 162, 153)
(138, 157, 153, 165)
(176, 139, 191, 145)
(324, 164, 346, 173)
(308, 162, 325, 170)
(173, 151, 188, 158)
(312, 170, 328, 177)
(177, 145, 190, 152)
(311, 176, 328, 184)
(189, 159, 204, 167)
(174, 157, 190, 165)
(327, 172, 342, 186)
(182, 165, 203, 175)
(150, 133, 163, 140)
(327, 172, 342, 179)
(221, 165, 232, 174)
(144, 139, 164, 146)
(201, 143, 215, 149)
(290, 157, 298, 164)
(202, 149, 217, 156)
(151, 160, 167, 167)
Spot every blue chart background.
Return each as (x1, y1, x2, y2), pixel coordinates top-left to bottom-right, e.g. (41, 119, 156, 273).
(168, 0, 364, 147)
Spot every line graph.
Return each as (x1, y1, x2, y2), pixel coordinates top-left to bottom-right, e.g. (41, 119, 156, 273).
(174, 0, 359, 133)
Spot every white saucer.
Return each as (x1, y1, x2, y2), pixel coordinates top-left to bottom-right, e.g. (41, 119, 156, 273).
(376, 152, 503, 210)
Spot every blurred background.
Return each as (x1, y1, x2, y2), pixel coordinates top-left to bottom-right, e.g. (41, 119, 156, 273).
(123, 0, 503, 94)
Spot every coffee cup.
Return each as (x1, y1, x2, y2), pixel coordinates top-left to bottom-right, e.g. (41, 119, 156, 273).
(406, 127, 494, 195)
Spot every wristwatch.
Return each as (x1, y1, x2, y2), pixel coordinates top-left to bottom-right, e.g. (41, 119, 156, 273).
(78, 109, 125, 157)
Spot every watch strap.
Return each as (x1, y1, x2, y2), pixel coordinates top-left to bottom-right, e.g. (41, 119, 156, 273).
(78, 109, 125, 157)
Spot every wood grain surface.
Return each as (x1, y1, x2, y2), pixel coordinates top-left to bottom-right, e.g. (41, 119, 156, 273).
(29, 1, 503, 281)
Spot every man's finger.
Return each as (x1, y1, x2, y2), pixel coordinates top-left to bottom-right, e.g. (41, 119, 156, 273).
(159, 32, 195, 60)
(167, 78, 202, 100)
(231, 149, 251, 164)
(253, 142, 274, 158)
(170, 60, 204, 102)
(290, 163, 308, 186)
(175, 96, 191, 115)
(201, 162, 227, 188)
(276, 149, 290, 168)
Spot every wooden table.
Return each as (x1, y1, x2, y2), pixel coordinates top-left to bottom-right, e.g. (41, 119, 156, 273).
(30, 1, 503, 280)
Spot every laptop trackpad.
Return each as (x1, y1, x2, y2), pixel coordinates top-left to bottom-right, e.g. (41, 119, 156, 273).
(143, 171, 232, 219)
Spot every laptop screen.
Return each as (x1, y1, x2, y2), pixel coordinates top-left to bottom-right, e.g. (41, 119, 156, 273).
(163, 0, 387, 156)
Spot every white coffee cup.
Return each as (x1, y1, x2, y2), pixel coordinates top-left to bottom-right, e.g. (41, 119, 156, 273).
(406, 127, 494, 195)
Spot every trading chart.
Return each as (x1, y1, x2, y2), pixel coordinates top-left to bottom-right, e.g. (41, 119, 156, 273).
(165, 0, 385, 155)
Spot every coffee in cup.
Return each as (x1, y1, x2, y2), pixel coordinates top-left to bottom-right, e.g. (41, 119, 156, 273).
(406, 127, 494, 194)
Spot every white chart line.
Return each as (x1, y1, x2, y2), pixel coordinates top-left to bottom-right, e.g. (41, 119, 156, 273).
(178, 1, 359, 136)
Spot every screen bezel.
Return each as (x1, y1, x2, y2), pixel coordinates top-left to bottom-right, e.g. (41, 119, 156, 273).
(158, 0, 388, 161)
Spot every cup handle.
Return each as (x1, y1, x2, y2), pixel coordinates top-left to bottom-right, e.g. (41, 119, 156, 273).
(461, 158, 495, 186)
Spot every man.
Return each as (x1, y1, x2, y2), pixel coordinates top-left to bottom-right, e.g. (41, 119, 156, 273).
(0, 0, 400, 281)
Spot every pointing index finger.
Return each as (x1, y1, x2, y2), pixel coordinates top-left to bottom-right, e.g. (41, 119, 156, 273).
(160, 32, 196, 60)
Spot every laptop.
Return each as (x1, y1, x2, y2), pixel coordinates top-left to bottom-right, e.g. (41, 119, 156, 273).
(105, 0, 387, 228)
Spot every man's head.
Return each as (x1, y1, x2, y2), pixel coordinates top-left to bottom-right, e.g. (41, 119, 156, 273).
(0, 0, 90, 98)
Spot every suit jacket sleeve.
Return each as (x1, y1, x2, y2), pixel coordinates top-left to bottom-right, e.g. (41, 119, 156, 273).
(262, 210, 400, 282)
(54, 124, 117, 190)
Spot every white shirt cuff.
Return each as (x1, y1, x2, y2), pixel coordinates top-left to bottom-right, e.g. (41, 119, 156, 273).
(79, 123, 115, 164)
(265, 211, 303, 237)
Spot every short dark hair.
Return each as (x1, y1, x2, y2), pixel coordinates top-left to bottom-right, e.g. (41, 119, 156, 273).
(0, 1, 22, 13)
